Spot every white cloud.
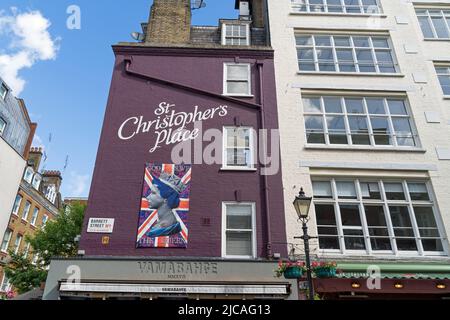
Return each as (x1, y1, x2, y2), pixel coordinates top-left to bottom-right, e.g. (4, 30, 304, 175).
(0, 9, 59, 95)
(67, 172, 90, 197)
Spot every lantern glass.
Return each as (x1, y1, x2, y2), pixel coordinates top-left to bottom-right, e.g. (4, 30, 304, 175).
(293, 191, 312, 219)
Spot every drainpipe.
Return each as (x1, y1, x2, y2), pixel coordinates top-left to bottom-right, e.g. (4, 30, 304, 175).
(257, 61, 272, 259)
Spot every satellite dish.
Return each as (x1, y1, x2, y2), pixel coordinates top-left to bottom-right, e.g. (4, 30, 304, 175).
(131, 32, 145, 42)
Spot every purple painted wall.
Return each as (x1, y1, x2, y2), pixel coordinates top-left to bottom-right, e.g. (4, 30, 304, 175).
(79, 46, 287, 258)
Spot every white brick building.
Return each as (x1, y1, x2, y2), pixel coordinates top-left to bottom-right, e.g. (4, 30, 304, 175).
(268, 0, 450, 297)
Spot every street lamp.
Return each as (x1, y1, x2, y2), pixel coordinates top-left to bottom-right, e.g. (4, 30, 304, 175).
(293, 188, 315, 301)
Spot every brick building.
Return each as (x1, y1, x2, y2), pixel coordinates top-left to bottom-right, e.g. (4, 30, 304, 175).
(43, 0, 295, 300)
(0, 147, 63, 294)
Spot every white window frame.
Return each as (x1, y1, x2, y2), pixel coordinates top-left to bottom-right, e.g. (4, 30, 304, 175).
(22, 201, 31, 222)
(30, 207, 39, 226)
(0, 117, 6, 136)
(12, 195, 22, 216)
(221, 22, 251, 46)
(223, 63, 252, 97)
(0, 83, 8, 100)
(222, 126, 256, 171)
(1, 229, 12, 253)
(42, 215, 49, 228)
(24, 167, 34, 184)
(23, 242, 31, 259)
(291, 0, 383, 15)
(296, 33, 399, 74)
(221, 202, 257, 259)
(0, 274, 11, 293)
(312, 178, 448, 257)
(302, 94, 421, 149)
(13, 234, 23, 255)
(415, 8, 450, 40)
(32, 174, 42, 190)
(434, 63, 450, 97)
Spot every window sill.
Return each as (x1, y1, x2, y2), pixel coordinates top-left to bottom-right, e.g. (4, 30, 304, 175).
(297, 71, 405, 77)
(317, 251, 449, 259)
(423, 38, 450, 42)
(304, 145, 427, 153)
(443, 95, 450, 100)
(220, 167, 257, 172)
(223, 94, 254, 98)
(20, 219, 28, 225)
(290, 12, 387, 18)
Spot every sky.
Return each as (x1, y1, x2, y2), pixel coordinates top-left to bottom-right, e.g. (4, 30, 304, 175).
(0, 0, 238, 198)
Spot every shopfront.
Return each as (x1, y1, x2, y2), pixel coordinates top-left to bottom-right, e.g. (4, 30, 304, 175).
(43, 258, 298, 300)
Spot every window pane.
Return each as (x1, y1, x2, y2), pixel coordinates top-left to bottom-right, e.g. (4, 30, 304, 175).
(315, 204, 337, 226)
(413, 207, 439, 236)
(366, 99, 386, 114)
(431, 17, 450, 38)
(227, 205, 252, 229)
(315, 35, 332, 46)
(226, 231, 252, 256)
(418, 16, 435, 38)
(313, 182, 333, 199)
(353, 37, 370, 47)
(345, 98, 364, 114)
(303, 98, 322, 112)
(315, 204, 340, 250)
(296, 35, 313, 46)
(344, 231, 366, 250)
(422, 239, 443, 251)
(387, 100, 407, 115)
(299, 62, 316, 71)
(227, 82, 249, 94)
(389, 206, 417, 251)
(327, 115, 347, 144)
(361, 182, 381, 199)
(365, 205, 391, 250)
(334, 36, 351, 47)
(372, 38, 389, 48)
(323, 97, 342, 113)
(340, 204, 362, 226)
(384, 183, 406, 200)
(305, 116, 324, 130)
(227, 65, 248, 80)
(336, 182, 357, 199)
(408, 183, 430, 201)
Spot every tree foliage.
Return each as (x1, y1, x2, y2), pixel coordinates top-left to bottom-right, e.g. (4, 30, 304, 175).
(3, 202, 86, 295)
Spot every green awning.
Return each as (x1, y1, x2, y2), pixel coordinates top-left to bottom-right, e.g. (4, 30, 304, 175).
(336, 262, 450, 280)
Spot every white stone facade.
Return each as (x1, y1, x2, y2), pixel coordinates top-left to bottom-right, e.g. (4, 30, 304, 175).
(268, 0, 450, 261)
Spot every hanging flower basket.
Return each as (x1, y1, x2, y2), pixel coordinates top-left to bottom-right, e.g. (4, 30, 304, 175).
(312, 262, 338, 278)
(283, 267, 304, 279)
(275, 261, 306, 279)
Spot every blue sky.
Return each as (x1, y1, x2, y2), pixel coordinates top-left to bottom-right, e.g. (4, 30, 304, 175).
(0, 0, 238, 198)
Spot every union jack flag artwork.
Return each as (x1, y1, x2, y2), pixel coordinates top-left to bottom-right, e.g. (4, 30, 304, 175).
(136, 163, 191, 248)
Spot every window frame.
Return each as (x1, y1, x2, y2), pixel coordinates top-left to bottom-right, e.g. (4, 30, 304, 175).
(295, 33, 400, 74)
(222, 126, 256, 171)
(302, 94, 421, 149)
(0, 274, 11, 293)
(30, 207, 40, 226)
(24, 167, 34, 184)
(13, 234, 23, 255)
(1, 229, 13, 253)
(0, 83, 8, 100)
(12, 194, 22, 216)
(223, 63, 252, 97)
(434, 63, 450, 97)
(415, 8, 450, 40)
(221, 22, 251, 46)
(221, 202, 257, 259)
(0, 117, 6, 136)
(291, 0, 383, 15)
(22, 201, 32, 222)
(311, 178, 447, 257)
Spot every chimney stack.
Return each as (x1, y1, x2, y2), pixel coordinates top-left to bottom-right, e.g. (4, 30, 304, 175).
(146, 0, 191, 45)
(28, 147, 43, 171)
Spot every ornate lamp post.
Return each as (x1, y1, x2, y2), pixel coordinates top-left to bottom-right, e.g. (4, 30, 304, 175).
(293, 188, 315, 301)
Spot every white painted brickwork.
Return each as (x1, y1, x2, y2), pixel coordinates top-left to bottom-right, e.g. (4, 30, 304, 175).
(268, 0, 450, 260)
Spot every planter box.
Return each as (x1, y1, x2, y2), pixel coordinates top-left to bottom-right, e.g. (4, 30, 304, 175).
(314, 268, 337, 278)
(284, 267, 304, 279)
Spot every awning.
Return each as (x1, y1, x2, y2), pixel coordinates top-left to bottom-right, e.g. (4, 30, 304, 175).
(336, 262, 450, 280)
(59, 282, 290, 296)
